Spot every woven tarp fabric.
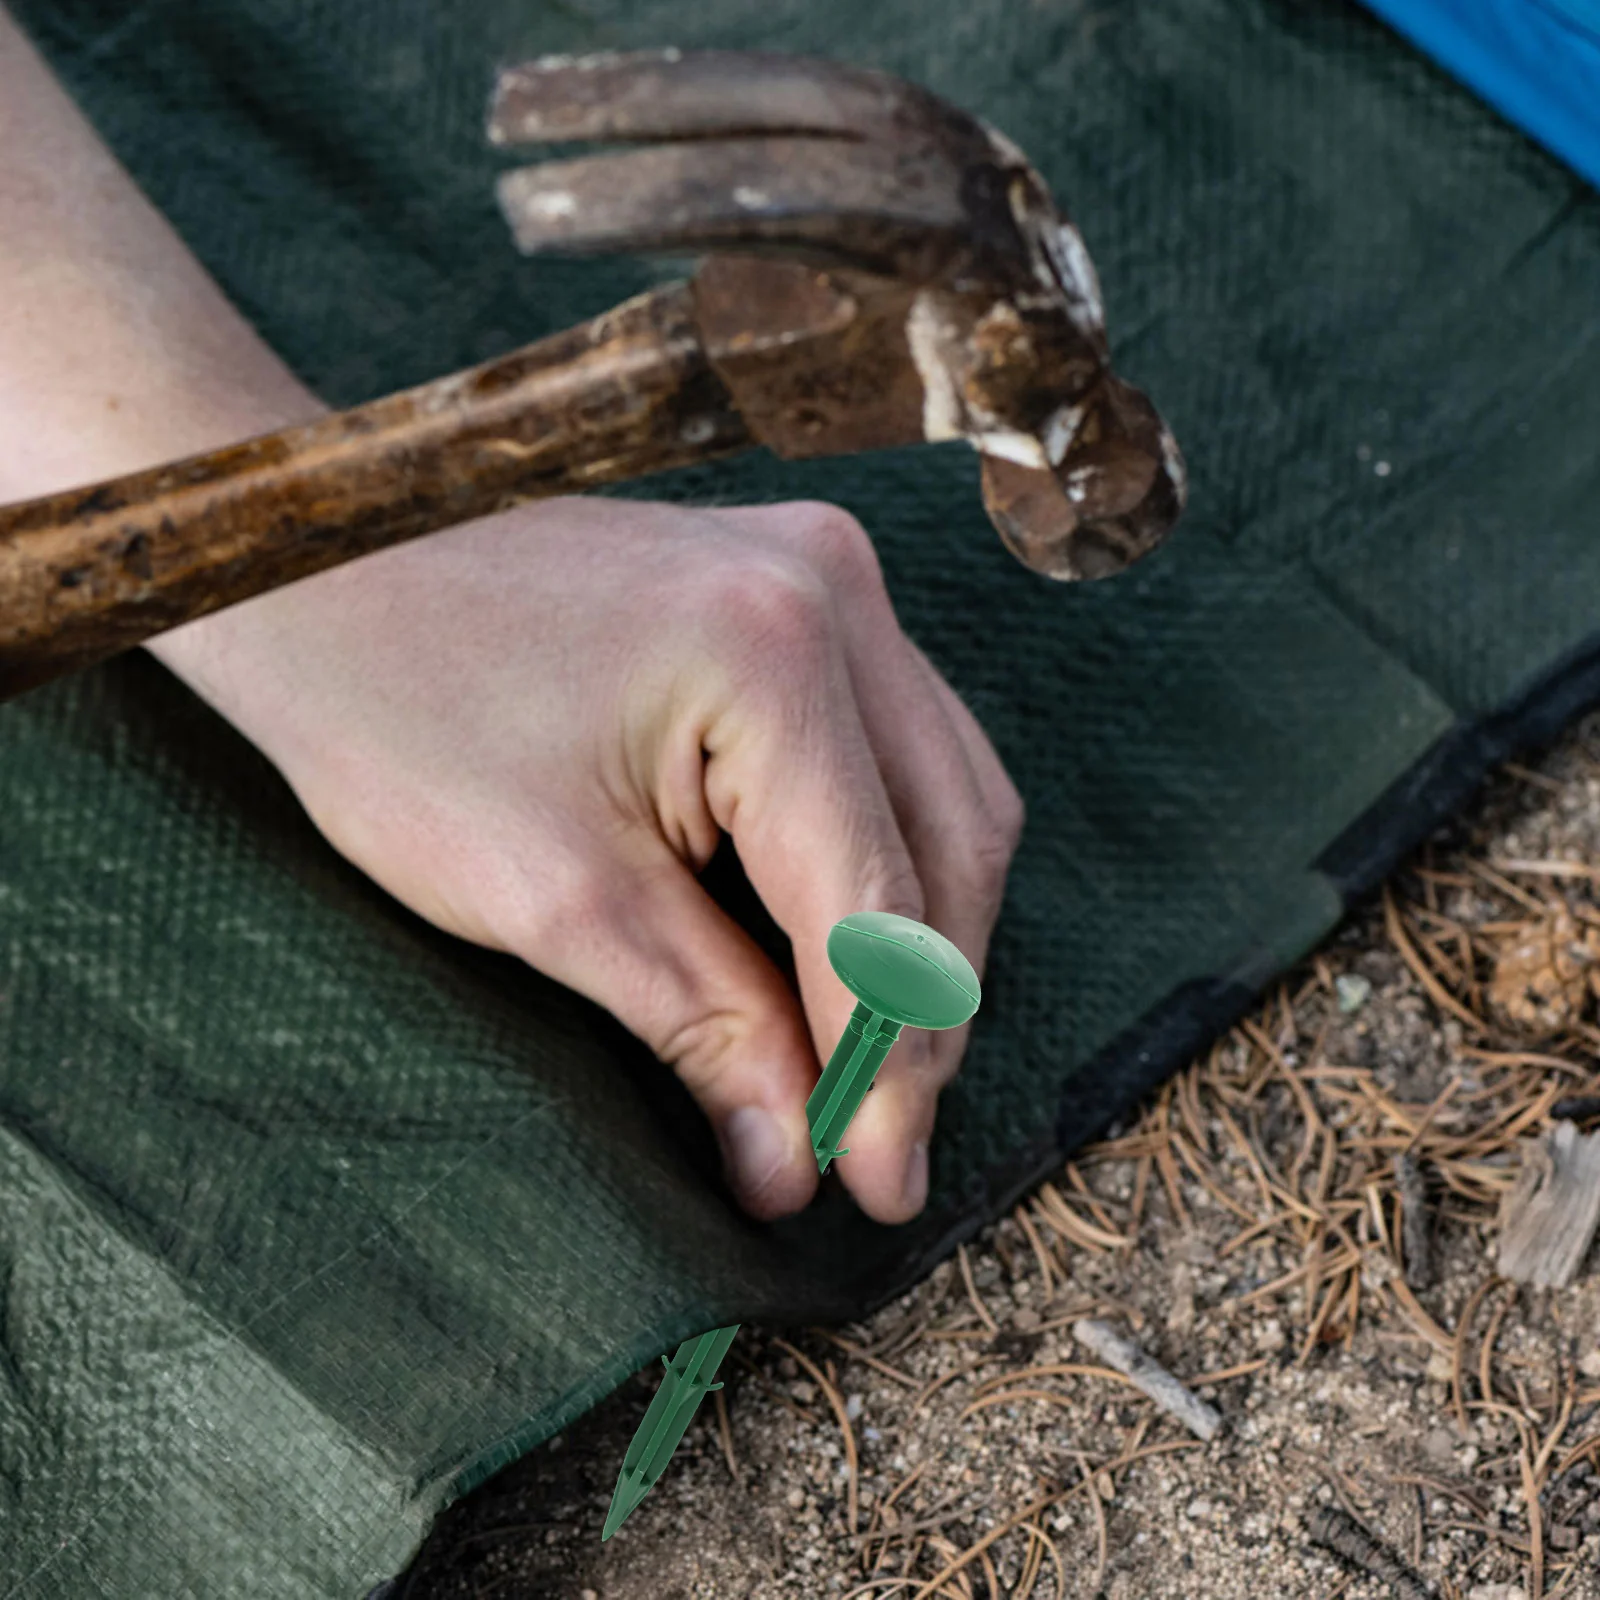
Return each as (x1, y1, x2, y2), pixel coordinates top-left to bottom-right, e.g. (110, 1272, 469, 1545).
(1, 0, 1597, 1594)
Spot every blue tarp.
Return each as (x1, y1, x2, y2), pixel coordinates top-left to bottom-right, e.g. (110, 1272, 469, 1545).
(1362, 0, 1600, 190)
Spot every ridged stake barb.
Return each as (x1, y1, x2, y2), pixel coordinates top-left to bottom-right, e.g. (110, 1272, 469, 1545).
(602, 911, 981, 1541)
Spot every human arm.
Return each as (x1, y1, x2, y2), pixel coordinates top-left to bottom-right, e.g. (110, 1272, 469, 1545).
(0, 4, 1025, 1223)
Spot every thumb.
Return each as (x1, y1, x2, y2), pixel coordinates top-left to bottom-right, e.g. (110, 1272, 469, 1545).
(509, 834, 823, 1220)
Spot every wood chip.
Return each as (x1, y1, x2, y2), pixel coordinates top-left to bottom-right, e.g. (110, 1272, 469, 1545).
(1496, 1120, 1600, 1287)
(1071, 1320, 1221, 1441)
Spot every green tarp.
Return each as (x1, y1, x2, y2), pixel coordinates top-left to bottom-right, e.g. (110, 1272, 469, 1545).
(2, 0, 1597, 1594)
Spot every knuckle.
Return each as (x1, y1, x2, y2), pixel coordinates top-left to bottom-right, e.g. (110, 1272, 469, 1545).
(996, 775, 1027, 846)
(784, 502, 884, 587)
(858, 857, 927, 927)
(706, 550, 835, 663)
(953, 814, 1021, 896)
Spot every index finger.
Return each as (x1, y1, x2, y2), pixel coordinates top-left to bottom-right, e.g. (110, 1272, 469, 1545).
(697, 565, 930, 1219)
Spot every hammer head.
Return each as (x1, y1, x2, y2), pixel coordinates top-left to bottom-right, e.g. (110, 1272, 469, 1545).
(488, 49, 1185, 581)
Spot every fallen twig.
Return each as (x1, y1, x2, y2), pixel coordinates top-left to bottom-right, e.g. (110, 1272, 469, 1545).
(1394, 1151, 1434, 1290)
(956, 1243, 999, 1334)
(712, 1387, 739, 1482)
(1072, 1319, 1221, 1441)
(1073, 1449, 1108, 1591)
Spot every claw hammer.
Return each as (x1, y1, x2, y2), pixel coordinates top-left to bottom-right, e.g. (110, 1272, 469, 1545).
(0, 49, 1186, 701)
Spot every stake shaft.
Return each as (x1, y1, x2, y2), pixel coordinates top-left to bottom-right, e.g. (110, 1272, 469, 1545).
(805, 1001, 903, 1174)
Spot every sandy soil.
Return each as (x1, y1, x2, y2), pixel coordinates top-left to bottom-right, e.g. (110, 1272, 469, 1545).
(394, 719, 1600, 1600)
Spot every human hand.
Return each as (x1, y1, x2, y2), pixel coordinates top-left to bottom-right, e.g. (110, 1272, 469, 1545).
(0, 5, 1023, 1221)
(149, 495, 1024, 1224)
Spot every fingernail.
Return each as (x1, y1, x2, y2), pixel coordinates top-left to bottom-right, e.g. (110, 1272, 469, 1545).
(901, 1140, 929, 1213)
(721, 1105, 788, 1200)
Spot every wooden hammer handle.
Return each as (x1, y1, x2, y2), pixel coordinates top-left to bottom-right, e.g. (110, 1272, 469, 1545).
(0, 281, 749, 701)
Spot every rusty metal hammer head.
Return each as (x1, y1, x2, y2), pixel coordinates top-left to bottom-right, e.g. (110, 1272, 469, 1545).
(488, 49, 1185, 581)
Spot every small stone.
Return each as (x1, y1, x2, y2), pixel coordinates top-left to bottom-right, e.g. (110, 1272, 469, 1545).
(1013, 1307, 1041, 1331)
(786, 1487, 806, 1509)
(845, 1392, 864, 1421)
(580, 1591, 599, 1600)
(1578, 1348, 1600, 1380)
(1467, 1585, 1528, 1600)
(1335, 973, 1372, 1013)
(791, 1379, 817, 1404)
(1422, 1426, 1456, 1469)
(1186, 1498, 1212, 1520)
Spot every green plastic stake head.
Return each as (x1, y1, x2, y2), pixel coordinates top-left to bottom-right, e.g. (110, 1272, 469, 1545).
(826, 911, 981, 1031)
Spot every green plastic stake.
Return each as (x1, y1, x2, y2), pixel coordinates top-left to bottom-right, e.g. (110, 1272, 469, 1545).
(601, 912, 980, 1541)
(602, 1322, 740, 1539)
(807, 912, 981, 1175)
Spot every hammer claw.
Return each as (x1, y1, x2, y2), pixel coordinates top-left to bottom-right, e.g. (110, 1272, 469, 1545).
(496, 137, 972, 282)
(487, 49, 902, 148)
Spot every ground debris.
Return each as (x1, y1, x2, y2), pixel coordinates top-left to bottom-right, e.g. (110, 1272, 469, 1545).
(1486, 907, 1600, 1032)
(1305, 1503, 1437, 1600)
(1394, 1150, 1434, 1290)
(1497, 1119, 1600, 1288)
(1072, 1318, 1221, 1441)
(402, 731, 1600, 1600)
